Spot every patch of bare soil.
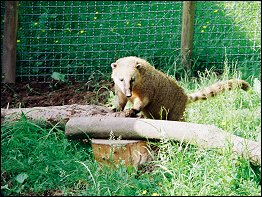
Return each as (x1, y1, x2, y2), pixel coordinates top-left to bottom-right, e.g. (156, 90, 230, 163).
(1, 79, 113, 109)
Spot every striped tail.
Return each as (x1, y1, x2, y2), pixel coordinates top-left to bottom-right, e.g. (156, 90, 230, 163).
(188, 79, 250, 102)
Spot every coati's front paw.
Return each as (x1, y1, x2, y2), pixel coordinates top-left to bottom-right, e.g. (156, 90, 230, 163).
(112, 111, 126, 117)
(124, 109, 140, 117)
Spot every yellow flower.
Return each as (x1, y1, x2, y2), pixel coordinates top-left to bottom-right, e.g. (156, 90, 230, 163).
(137, 23, 142, 26)
(95, 11, 99, 14)
(214, 10, 218, 13)
(142, 190, 147, 194)
(80, 30, 85, 33)
(202, 26, 207, 29)
(55, 40, 59, 43)
(152, 193, 159, 196)
(17, 40, 21, 43)
(201, 30, 204, 33)
(221, 121, 226, 126)
(34, 22, 38, 26)
(94, 17, 97, 20)
(126, 21, 130, 25)
(206, 21, 210, 24)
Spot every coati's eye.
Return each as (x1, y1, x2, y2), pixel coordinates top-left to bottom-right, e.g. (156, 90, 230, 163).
(119, 78, 124, 82)
(131, 77, 135, 82)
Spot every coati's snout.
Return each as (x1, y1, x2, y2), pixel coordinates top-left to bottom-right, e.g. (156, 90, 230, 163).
(118, 77, 134, 97)
(125, 90, 132, 98)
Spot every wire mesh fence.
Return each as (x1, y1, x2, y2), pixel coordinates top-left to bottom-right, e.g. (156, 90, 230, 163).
(1, 1, 261, 82)
(193, 1, 261, 76)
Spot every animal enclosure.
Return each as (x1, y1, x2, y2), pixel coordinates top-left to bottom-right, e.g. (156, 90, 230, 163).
(1, 2, 261, 196)
(1, 1, 261, 82)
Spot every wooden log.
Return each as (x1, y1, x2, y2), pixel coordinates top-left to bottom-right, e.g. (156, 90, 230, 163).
(91, 139, 151, 167)
(2, 1, 18, 83)
(1, 104, 118, 124)
(65, 116, 261, 166)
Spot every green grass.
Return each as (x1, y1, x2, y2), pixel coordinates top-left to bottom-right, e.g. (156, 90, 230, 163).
(1, 65, 261, 196)
(2, 1, 260, 195)
(181, 61, 261, 140)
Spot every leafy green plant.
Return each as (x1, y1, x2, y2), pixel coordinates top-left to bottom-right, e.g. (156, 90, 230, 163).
(51, 72, 67, 82)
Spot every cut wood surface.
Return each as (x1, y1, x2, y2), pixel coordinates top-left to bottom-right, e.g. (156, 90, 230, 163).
(91, 139, 151, 167)
(65, 116, 261, 166)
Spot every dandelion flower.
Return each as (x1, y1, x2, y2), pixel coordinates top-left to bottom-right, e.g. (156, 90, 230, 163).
(55, 40, 59, 43)
(80, 30, 85, 33)
(17, 40, 21, 43)
(202, 26, 207, 29)
(214, 10, 218, 13)
(201, 30, 204, 33)
(94, 17, 97, 20)
(221, 121, 226, 126)
(126, 21, 130, 25)
(152, 193, 159, 196)
(95, 11, 99, 14)
(137, 23, 142, 26)
(142, 190, 147, 194)
(34, 22, 38, 26)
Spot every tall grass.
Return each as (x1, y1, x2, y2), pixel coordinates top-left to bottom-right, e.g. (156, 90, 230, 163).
(1, 65, 261, 196)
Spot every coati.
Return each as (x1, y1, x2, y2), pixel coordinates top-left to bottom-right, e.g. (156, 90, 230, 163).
(110, 56, 250, 121)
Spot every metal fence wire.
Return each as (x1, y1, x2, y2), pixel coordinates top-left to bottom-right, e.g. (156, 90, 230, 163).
(1, 1, 261, 82)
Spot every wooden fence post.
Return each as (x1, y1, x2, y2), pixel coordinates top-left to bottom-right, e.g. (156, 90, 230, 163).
(181, 1, 196, 73)
(2, 1, 18, 83)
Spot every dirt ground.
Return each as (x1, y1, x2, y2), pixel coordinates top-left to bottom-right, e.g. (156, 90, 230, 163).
(1, 79, 156, 196)
(1, 79, 113, 109)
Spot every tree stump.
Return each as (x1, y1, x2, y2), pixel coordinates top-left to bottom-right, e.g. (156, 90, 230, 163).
(91, 139, 151, 167)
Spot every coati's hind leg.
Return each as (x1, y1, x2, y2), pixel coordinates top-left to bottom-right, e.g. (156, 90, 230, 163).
(167, 108, 185, 121)
(166, 101, 187, 121)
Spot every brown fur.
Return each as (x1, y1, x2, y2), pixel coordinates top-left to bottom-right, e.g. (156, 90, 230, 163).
(188, 79, 250, 102)
(110, 56, 250, 121)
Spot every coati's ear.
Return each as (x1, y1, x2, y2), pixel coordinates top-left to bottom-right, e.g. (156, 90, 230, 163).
(111, 63, 117, 69)
(136, 63, 142, 69)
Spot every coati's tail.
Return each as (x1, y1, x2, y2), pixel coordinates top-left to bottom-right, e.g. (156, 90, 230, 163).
(188, 79, 250, 102)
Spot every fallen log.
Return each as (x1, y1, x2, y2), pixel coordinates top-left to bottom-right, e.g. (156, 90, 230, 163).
(1, 105, 260, 165)
(1, 104, 122, 124)
(65, 116, 261, 166)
